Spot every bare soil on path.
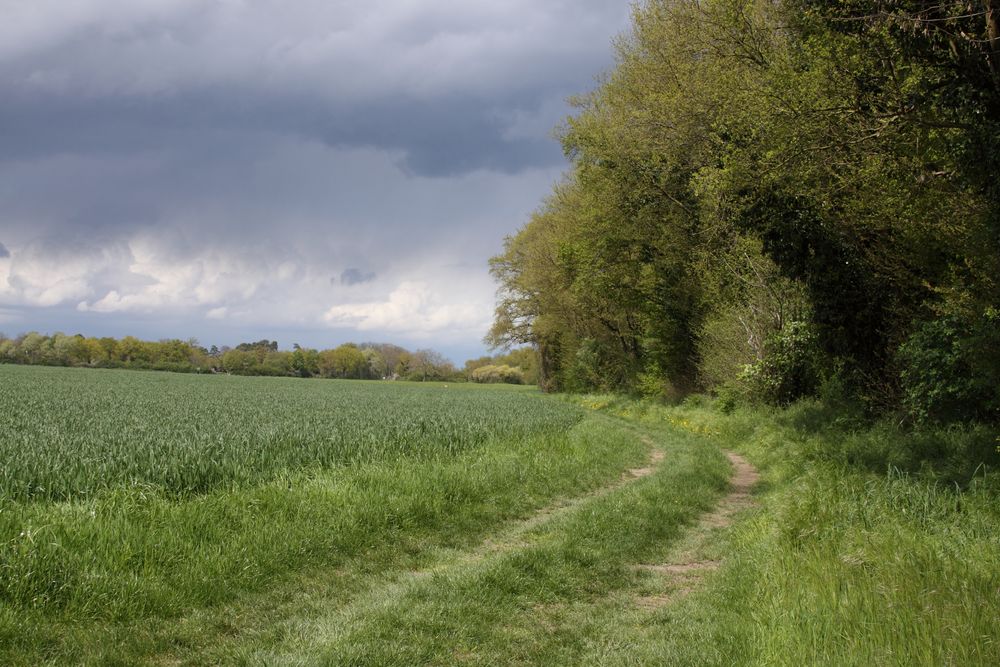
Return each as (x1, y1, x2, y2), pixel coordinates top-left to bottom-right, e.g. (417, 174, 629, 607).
(304, 441, 754, 624)
(635, 450, 759, 608)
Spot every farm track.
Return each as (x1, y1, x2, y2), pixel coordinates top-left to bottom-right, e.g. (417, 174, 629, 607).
(635, 450, 759, 609)
(288, 438, 669, 632)
(265, 436, 758, 661)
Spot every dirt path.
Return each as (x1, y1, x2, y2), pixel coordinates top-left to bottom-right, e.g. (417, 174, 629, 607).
(250, 440, 671, 653)
(284, 439, 729, 634)
(496, 438, 664, 543)
(158, 435, 754, 664)
(635, 450, 759, 609)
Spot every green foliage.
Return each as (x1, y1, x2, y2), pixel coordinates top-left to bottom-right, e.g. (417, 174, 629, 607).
(714, 384, 740, 414)
(465, 347, 539, 385)
(898, 313, 1000, 424)
(0, 332, 213, 371)
(318, 343, 368, 379)
(470, 364, 524, 384)
(403, 348, 456, 382)
(234, 339, 278, 353)
(488, 0, 1000, 428)
(563, 337, 602, 393)
(740, 322, 822, 406)
(0, 332, 464, 383)
(696, 307, 759, 392)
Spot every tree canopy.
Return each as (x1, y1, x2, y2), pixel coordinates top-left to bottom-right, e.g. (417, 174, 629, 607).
(490, 0, 1000, 423)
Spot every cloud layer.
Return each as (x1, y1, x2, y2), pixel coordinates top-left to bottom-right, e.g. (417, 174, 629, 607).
(0, 0, 629, 358)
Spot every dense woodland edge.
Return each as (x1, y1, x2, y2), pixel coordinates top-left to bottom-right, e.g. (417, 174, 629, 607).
(488, 0, 1000, 435)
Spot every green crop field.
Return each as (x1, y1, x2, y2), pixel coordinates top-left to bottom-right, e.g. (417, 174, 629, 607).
(0, 365, 579, 501)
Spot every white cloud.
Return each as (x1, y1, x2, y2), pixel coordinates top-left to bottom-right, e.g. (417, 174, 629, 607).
(323, 281, 490, 337)
(73, 240, 278, 313)
(0, 242, 127, 308)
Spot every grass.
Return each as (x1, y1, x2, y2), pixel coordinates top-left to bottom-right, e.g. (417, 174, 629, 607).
(0, 365, 576, 501)
(0, 365, 667, 664)
(3, 364, 997, 664)
(197, 418, 732, 665)
(558, 396, 1000, 666)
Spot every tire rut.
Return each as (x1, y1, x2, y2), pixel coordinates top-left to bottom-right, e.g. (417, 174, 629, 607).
(635, 450, 759, 609)
(279, 439, 670, 643)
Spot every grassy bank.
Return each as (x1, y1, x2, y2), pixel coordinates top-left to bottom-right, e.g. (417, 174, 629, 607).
(219, 418, 731, 665)
(565, 396, 1000, 666)
(5, 365, 996, 664)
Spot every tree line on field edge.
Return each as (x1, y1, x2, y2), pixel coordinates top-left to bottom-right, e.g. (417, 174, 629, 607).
(0, 332, 538, 385)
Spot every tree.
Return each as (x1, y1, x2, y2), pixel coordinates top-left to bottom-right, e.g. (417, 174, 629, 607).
(319, 343, 367, 379)
(487, 0, 998, 415)
(408, 349, 454, 381)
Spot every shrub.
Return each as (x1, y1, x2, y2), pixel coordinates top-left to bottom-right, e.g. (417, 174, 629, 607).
(471, 364, 524, 384)
(740, 321, 822, 406)
(897, 312, 1000, 425)
(562, 338, 602, 393)
(635, 365, 682, 403)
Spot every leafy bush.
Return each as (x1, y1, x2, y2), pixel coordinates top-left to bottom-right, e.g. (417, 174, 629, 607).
(470, 364, 524, 384)
(696, 306, 758, 390)
(740, 321, 822, 406)
(635, 365, 683, 403)
(897, 312, 1000, 424)
(561, 338, 602, 393)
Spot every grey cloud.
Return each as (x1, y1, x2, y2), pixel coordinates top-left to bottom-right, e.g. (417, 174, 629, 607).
(0, 127, 560, 258)
(0, 0, 631, 357)
(340, 268, 377, 286)
(0, 242, 9, 258)
(0, 86, 568, 177)
(0, 1, 627, 96)
(0, 0, 628, 176)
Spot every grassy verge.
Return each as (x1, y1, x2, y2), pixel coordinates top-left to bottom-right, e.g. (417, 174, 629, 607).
(563, 396, 1000, 666)
(222, 417, 732, 665)
(9, 369, 994, 665)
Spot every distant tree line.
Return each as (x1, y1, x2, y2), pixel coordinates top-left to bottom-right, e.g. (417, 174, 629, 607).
(489, 0, 1000, 424)
(0, 332, 533, 384)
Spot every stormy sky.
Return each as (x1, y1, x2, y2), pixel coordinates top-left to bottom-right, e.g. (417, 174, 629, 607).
(0, 0, 629, 361)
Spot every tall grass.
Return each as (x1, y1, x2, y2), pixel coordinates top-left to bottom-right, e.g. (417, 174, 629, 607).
(229, 419, 732, 665)
(5, 366, 995, 664)
(575, 397, 1000, 666)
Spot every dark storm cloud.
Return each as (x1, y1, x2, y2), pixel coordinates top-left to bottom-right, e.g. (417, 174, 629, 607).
(0, 0, 627, 176)
(0, 88, 563, 176)
(340, 269, 377, 286)
(0, 243, 9, 258)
